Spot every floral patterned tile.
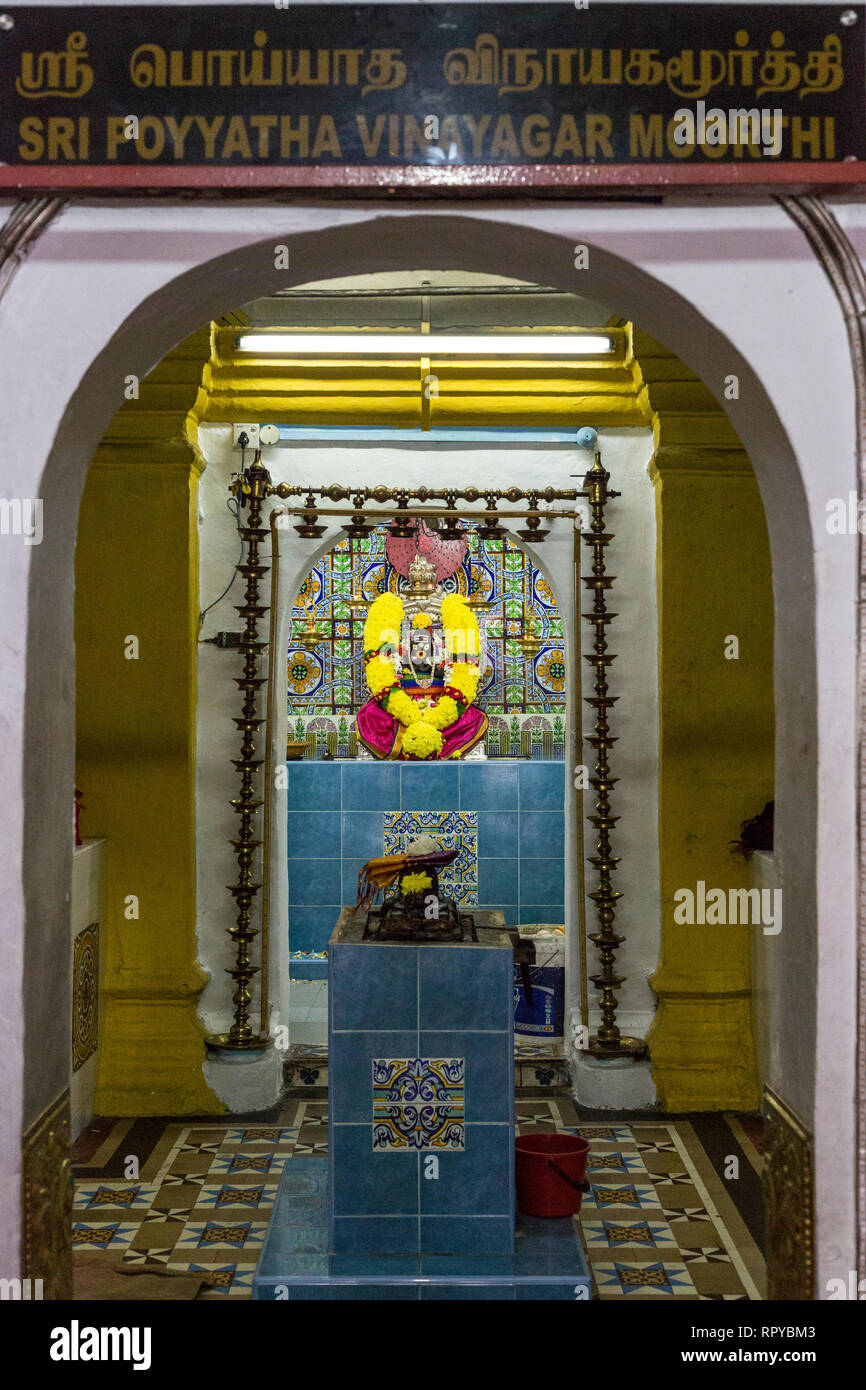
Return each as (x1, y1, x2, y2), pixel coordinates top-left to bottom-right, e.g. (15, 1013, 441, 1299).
(383, 811, 478, 906)
(372, 1056, 465, 1152)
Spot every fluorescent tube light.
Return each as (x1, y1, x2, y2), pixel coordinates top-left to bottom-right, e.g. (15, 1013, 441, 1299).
(235, 332, 614, 356)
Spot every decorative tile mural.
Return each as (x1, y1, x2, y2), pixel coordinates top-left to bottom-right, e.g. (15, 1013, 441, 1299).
(288, 710, 565, 760)
(371, 1057, 465, 1152)
(72, 922, 99, 1073)
(382, 810, 478, 906)
(288, 524, 565, 717)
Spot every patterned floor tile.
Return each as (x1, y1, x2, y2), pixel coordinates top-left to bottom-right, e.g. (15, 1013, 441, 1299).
(581, 1183, 660, 1211)
(71, 1101, 764, 1301)
(223, 1127, 298, 1148)
(209, 1151, 288, 1176)
(174, 1221, 269, 1252)
(74, 1182, 160, 1213)
(662, 1205, 713, 1223)
(72, 1222, 138, 1251)
(129, 1219, 187, 1251)
(582, 1219, 678, 1251)
(196, 1184, 279, 1211)
(579, 1121, 764, 1301)
(586, 1151, 647, 1176)
(148, 1190, 203, 1218)
(593, 1261, 698, 1297)
(576, 1125, 635, 1144)
(171, 1263, 256, 1297)
(634, 1136, 679, 1153)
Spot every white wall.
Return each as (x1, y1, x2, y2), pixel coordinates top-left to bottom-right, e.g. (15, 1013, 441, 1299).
(0, 192, 858, 1288)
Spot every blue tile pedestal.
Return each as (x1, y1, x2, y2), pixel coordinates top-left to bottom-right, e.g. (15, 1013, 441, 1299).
(253, 1157, 592, 1299)
(254, 907, 591, 1300)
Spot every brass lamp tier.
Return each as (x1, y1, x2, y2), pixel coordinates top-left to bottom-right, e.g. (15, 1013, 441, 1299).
(581, 453, 647, 1061)
(206, 453, 272, 1054)
(518, 614, 544, 659)
(295, 604, 322, 652)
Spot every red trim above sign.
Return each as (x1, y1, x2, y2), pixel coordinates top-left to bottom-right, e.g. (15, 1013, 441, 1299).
(2, 163, 866, 195)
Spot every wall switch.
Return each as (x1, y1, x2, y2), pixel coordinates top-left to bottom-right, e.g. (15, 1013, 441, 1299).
(233, 423, 260, 450)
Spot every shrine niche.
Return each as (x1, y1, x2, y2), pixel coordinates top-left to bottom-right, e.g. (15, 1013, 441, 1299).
(284, 514, 566, 762)
(357, 553, 486, 760)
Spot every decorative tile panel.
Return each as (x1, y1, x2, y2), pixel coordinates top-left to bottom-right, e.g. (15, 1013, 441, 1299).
(288, 524, 565, 718)
(371, 1057, 465, 1152)
(72, 922, 99, 1072)
(383, 810, 477, 905)
(290, 710, 564, 759)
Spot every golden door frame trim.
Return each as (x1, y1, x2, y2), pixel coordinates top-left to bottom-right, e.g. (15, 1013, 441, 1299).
(762, 1085, 814, 1300)
(22, 1089, 73, 1300)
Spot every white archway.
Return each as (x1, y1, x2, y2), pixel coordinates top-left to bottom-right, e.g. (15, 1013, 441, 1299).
(1, 202, 855, 1289)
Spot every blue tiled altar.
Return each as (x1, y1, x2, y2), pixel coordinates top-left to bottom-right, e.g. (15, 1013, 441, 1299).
(253, 1158, 592, 1300)
(328, 921, 515, 1257)
(287, 760, 565, 976)
(255, 904, 591, 1300)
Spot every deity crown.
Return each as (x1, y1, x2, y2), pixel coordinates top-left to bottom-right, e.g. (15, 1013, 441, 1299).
(403, 556, 444, 621)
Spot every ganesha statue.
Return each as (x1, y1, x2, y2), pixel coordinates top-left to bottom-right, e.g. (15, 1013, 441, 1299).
(357, 555, 487, 760)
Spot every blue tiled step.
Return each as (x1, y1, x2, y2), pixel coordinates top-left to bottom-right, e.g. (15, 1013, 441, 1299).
(254, 1158, 592, 1301)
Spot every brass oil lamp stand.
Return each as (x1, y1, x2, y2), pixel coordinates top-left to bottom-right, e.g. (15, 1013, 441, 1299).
(205, 461, 642, 1060)
(583, 451, 646, 1060)
(206, 454, 272, 1052)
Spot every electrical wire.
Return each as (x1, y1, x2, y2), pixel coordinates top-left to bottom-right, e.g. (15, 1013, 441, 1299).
(198, 449, 246, 630)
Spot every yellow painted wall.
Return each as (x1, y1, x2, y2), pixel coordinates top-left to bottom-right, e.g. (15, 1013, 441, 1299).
(639, 329, 775, 1111)
(75, 334, 222, 1115)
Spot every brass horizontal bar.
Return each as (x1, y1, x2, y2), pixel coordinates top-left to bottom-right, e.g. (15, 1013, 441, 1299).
(276, 505, 587, 521)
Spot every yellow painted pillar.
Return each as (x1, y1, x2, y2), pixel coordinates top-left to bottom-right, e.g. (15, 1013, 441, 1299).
(646, 441, 774, 1110)
(75, 334, 222, 1115)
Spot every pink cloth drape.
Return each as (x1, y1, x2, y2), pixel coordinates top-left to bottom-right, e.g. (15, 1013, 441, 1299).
(356, 698, 487, 760)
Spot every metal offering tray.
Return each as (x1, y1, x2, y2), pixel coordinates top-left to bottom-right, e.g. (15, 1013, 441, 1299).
(363, 894, 478, 943)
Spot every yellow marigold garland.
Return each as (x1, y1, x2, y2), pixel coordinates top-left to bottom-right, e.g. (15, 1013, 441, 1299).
(441, 594, 480, 661)
(363, 588, 482, 756)
(365, 654, 399, 697)
(420, 695, 459, 730)
(402, 722, 444, 759)
(385, 688, 422, 725)
(400, 870, 432, 896)
(363, 591, 403, 653)
(448, 661, 481, 705)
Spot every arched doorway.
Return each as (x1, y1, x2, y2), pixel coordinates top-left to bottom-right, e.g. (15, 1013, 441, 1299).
(7, 208, 852, 1296)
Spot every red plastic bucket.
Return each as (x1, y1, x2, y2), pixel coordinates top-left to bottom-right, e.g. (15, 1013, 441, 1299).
(515, 1133, 591, 1218)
